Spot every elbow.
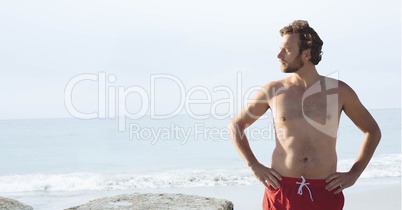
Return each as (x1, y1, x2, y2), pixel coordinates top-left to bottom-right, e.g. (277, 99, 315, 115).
(228, 118, 246, 132)
(374, 123, 381, 141)
(228, 119, 245, 139)
(368, 125, 382, 145)
(375, 127, 382, 142)
(227, 120, 238, 136)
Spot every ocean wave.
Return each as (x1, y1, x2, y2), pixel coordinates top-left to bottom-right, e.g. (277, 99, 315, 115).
(1, 154, 399, 193)
(0, 169, 257, 193)
(338, 154, 401, 179)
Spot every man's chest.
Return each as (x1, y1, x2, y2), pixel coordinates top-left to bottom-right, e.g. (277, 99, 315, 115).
(270, 89, 340, 123)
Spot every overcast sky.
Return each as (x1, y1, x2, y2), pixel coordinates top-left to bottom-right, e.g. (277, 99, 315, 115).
(0, 0, 400, 120)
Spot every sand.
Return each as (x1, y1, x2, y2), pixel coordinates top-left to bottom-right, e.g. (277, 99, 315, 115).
(344, 185, 401, 210)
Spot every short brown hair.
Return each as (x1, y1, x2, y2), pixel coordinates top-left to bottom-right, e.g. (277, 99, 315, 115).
(280, 20, 323, 65)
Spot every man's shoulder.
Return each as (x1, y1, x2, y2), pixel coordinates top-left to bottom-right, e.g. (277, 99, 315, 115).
(321, 76, 351, 90)
(321, 77, 357, 102)
(260, 77, 293, 98)
(263, 77, 290, 90)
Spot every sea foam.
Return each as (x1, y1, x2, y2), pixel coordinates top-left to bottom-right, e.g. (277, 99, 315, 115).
(1, 154, 399, 193)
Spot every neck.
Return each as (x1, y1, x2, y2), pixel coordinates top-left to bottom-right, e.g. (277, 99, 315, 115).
(291, 64, 320, 88)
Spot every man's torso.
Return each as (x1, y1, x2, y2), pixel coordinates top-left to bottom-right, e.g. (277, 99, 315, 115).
(267, 76, 343, 179)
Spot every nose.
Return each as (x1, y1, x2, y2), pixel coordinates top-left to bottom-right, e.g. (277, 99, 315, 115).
(277, 50, 284, 60)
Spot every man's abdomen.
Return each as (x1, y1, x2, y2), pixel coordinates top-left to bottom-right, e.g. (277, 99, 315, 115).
(271, 142, 337, 179)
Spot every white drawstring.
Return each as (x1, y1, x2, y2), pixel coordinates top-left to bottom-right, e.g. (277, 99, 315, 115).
(296, 176, 314, 201)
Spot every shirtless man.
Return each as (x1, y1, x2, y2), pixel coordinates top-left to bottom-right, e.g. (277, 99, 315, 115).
(228, 20, 381, 210)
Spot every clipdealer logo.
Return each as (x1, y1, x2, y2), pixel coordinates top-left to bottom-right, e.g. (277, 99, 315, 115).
(64, 72, 263, 132)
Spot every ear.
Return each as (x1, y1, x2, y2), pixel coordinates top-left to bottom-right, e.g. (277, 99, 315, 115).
(303, 49, 312, 60)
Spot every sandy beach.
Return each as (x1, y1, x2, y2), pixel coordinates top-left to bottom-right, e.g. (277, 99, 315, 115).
(344, 185, 401, 210)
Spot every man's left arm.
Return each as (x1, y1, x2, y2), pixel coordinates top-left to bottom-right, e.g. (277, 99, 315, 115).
(325, 82, 381, 194)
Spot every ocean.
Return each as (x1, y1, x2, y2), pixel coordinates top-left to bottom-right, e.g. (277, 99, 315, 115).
(0, 109, 400, 209)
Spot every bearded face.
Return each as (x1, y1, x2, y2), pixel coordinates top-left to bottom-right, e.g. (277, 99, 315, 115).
(280, 52, 304, 73)
(278, 33, 307, 73)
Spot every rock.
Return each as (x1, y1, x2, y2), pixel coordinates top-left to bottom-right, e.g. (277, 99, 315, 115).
(66, 193, 234, 210)
(0, 197, 33, 210)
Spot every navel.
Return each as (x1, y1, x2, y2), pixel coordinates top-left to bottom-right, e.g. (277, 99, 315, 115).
(303, 157, 308, 163)
(281, 117, 286, 121)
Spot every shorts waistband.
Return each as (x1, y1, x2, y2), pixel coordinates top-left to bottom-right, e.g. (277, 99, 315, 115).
(279, 176, 327, 188)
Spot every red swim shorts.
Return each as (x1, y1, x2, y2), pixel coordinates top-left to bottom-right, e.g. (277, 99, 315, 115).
(263, 176, 344, 210)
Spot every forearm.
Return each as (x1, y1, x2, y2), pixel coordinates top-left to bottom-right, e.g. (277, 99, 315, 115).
(228, 122, 259, 167)
(350, 129, 381, 177)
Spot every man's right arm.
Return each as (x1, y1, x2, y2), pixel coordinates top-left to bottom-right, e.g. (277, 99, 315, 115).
(228, 84, 282, 189)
